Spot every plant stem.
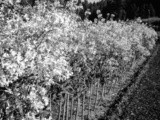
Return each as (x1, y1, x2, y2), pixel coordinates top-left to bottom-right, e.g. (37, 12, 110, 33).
(82, 93, 85, 120)
(58, 98, 62, 120)
(70, 96, 74, 120)
(94, 80, 99, 111)
(62, 94, 66, 120)
(75, 96, 80, 120)
(102, 83, 105, 100)
(66, 94, 69, 120)
(88, 83, 92, 119)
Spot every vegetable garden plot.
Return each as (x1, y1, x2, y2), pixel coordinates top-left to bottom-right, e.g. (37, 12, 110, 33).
(49, 52, 152, 120)
(0, 3, 158, 120)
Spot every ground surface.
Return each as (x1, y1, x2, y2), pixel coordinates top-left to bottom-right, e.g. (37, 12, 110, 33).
(120, 42, 160, 120)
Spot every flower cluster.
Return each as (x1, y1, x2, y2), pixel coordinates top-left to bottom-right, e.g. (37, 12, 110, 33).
(0, 4, 80, 86)
(0, 1, 158, 119)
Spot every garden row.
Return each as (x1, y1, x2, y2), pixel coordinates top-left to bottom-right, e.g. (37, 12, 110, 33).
(0, 2, 158, 120)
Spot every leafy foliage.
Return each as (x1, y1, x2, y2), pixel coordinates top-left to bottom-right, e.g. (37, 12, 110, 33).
(0, 1, 158, 119)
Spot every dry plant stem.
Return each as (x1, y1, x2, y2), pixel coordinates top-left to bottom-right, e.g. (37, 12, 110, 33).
(102, 83, 106, 99)
(62, 94, 66, 120)
(76, 93, 80, 120)
(94, 80, 99, 111)
(70, 96, 74, 120)
(76, 78, 83, 120)
(66, 94, 69, 120)
(103, 83, 106, 99)
(58, 98, 62, 120)
(92, 83, 95, 96)
(50, 93, 54, 120)
(109, 79, 117, 94)
(81, 93, 85, 120)
(88, 83, 92, 119)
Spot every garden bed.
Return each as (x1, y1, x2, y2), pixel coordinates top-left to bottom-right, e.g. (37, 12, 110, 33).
(101, 40, 160, 120)
(0, 2, 158, 120)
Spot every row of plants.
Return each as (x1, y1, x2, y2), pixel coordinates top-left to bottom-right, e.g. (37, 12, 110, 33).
(0, 1, 158, 120)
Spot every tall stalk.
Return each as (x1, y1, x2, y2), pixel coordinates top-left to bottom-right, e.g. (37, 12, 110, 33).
(58, 98, 62, 120)
(75, 93, 80, 120)
(102, 83, 105, 100)
(104, 83, 107, 96)
(66, 94, 69, 120)
(101, 76, 106, 100)
(50, 93, 54, 120)
(81, 93, 85, 120)
(94, 80, 99, 111)
(88, 83, 92, 119)
(105, 76, 113, 95)
(62, 94, 66, 120)
(81, 79, 86, 120)
(70, 95, 74, 120)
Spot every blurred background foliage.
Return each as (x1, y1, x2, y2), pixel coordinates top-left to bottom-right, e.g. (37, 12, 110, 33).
(1, 0, 159, 21)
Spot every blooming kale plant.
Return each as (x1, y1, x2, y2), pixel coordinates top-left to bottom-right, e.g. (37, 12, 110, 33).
(0, 1, 158, 119)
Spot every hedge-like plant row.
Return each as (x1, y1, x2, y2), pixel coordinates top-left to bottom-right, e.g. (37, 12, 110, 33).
(0, 2, 158, 119)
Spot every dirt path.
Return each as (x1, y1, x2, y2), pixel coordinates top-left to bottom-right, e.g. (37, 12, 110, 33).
(118, 43, 160, 120)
